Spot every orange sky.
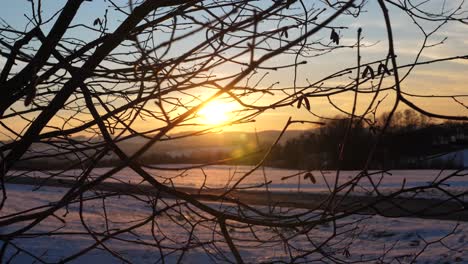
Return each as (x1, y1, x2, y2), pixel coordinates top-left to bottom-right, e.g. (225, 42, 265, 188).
(0, 1, 467, 141)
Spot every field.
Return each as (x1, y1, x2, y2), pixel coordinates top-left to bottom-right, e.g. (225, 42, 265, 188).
(9, 166, 468, 197)
(2, 167, 468, 263)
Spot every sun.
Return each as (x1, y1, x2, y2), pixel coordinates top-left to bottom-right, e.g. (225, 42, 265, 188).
(197, 100, 233, 125)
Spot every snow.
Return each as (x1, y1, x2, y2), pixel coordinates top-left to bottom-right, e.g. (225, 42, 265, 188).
(10, 166, 468, 199)
(1, 178, 468, 263)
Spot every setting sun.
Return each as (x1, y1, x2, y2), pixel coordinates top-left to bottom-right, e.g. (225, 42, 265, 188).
(197, 100, 234, 125)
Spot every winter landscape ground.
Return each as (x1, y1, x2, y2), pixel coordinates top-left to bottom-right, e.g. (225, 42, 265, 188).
(2, 167, 467, 263)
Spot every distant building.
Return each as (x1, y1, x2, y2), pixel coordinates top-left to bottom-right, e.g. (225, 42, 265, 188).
(431, 125, 468, 146)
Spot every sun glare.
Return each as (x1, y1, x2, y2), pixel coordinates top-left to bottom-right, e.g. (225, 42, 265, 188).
(197, 101, 233, 125)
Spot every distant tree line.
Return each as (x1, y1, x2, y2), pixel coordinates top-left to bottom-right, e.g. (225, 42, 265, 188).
(269, 110, 467, 170)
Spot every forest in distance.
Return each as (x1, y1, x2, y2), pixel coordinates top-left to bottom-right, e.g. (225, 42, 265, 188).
(14, 110, 468, 171)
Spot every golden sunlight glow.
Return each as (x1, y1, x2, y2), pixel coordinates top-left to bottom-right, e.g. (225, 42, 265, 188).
(197, 100, 234, 125)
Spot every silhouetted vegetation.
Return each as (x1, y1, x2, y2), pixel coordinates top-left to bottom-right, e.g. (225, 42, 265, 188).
(273, 110, 467, 170)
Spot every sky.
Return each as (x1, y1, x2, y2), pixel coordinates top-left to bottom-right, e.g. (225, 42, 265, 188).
(0, 0, 467, 140)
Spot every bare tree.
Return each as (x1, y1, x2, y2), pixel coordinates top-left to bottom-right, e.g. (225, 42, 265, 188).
(0, 0, 467, 263)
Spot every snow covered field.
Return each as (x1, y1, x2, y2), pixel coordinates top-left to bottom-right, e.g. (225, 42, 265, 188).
(10, 166, 468, 197)
(1, 183, 468, 263)
(2, 167, 468, 263)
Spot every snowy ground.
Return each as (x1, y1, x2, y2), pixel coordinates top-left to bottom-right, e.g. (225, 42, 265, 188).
(1, 181, 468, 263)
(9, 166, 468, 199)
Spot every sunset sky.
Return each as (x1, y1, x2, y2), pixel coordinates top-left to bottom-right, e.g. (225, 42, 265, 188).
(0, 0, 467, 139)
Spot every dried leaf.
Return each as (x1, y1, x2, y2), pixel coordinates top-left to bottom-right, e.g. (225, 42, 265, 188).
(304, 172, 316, 184)
(362, 66, 369, 78)
(362, 65, 374, 79)
(219, 24, 224, 43)
(377, 63, 391, 76)
(310, 174, 316, 184)
(303, 97, 310, 111)
(330, 29, 339, 45)
(297, 97, 303, 109)
(93, 18, 101, 26)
